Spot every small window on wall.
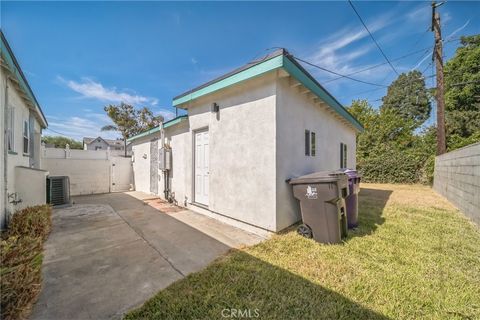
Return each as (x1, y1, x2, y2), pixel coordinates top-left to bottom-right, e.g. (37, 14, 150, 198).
(340, 143, 347, 168)
(23, 120, 29, 155)
(311, 132, 316, 156)
(305, 130, 310, 156)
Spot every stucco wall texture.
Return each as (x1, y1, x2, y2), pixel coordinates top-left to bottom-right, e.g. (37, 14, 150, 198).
(434, 142, 480, 225)
(131, 70, 358, 233)
(1, 71, 45, 228)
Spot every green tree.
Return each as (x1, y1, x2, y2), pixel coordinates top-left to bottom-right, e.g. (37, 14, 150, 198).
(381, 70, 431, 127)
(444, 35, 480, 141)
(41, 136, 83, 149)
(102, 103, 163, 156)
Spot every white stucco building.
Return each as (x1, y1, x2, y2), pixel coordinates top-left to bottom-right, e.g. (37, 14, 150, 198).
(1, 31, 49, 229)
(128, 49, 363, 235)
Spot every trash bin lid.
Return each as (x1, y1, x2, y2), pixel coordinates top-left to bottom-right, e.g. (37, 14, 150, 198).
(341, 169, 362, 179)
(288, 170, 347, 185)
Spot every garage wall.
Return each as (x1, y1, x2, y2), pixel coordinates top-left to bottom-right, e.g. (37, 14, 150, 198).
(132, 135, 154, 195)
(275, 76, 358, 231)
(173, 72, 278, 232)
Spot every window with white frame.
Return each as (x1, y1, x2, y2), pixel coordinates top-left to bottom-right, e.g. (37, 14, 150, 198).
(7, 107, 15, 152)
(340, 142, 347, 168)
(23, 120, 29, 155)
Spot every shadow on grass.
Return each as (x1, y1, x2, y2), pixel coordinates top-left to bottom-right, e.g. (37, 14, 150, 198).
(346, 188, 392, 239)
(126, 249, 390, 320)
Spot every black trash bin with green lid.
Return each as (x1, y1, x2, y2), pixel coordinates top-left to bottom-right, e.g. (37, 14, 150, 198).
(288, 171, 349, 244)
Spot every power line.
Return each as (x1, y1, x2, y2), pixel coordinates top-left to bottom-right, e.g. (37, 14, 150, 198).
(323, 47, 431, 84)
(348, 0, 399, 75)
(310, 38, 460, 85)
(296, 38, 460, 88)
(294, 56, 388, 87)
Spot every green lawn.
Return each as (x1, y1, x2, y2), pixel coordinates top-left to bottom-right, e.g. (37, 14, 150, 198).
(125, 184, 480, 320)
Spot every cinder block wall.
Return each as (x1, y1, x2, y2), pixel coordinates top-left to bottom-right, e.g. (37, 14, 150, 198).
(434, 142, 480, 225)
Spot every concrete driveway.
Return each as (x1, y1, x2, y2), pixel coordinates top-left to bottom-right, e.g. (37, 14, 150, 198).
(31, 192, 264, 320)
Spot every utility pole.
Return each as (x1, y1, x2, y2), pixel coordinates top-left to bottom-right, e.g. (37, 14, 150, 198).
(432, 1, 446, 155)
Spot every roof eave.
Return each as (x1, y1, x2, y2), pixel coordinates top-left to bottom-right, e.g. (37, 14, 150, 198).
(0, 31, 48, 128)
(281, 55, 364, 132)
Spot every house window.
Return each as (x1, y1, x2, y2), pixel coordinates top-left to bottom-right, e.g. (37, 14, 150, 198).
(305, 130, 310, 156)
(7, 107, 15, 152)
(311, 132, 316, 156)
(23, 120, 30, 154)
(95, 146, 102, 150)
(340, 143, 347, 168)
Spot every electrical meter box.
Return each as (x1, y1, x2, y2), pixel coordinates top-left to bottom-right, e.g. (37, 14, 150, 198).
(159, 147, 171, 171)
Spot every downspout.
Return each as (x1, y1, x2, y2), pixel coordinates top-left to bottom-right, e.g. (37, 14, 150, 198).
(3, 75, 10, 228)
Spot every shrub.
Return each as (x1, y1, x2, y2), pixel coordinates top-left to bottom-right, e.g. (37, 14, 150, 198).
(357, 147, 423, 184)
(1, 205, 52, 320)
(8, 205, 52, 240)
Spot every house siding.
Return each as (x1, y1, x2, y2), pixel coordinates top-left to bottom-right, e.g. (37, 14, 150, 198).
(0, 70, 5, 228)
(274, 76, 357, 231)
(1, 70, 46, 228)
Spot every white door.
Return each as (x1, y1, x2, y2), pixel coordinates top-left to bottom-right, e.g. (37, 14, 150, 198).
(194, 129, 209, 205)
(111, 157, 133, 192)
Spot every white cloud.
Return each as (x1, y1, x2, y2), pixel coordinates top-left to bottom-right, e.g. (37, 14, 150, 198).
(446, 19, 470, 40)
(406, 5, 430, 22)
(191, 57, 198, 65)
(302, 10, 397, 84)
(46, 115, 120, 141)
(443, 11, 452, 25)
(157, 110, 176, 121)
(59, 77, 158, 106)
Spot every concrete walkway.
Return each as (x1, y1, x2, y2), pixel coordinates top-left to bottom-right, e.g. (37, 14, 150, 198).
(31, 192, 264, 320)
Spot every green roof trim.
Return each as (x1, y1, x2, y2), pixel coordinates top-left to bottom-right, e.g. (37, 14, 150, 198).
(173, 54, 284, 106)
(0, 31, 48, 128)
(171, 50, 363, 132)
(127, 115, 188, 143)
(282, 56, 363, 132)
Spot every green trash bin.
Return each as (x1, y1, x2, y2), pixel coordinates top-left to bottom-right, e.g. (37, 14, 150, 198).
(288, 171, 349, 244)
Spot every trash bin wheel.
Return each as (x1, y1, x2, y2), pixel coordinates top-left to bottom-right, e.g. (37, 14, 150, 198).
(297, 224, 313, 239)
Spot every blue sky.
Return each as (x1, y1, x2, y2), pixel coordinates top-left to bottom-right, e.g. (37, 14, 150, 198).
(2, 1, 479, 140)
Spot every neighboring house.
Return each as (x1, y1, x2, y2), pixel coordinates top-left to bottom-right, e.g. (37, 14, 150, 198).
(83, 136, 131, 156)
(128, 49, 363, 235)
(0, 31, 49, 229)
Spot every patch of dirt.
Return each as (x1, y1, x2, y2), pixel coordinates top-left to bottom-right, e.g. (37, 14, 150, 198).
(144, 199, 184, 213)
